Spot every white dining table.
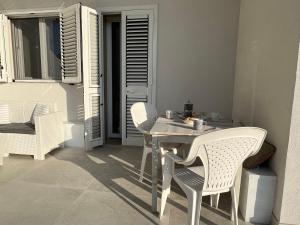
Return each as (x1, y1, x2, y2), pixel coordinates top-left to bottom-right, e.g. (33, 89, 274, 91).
(149, 116, 242, 213)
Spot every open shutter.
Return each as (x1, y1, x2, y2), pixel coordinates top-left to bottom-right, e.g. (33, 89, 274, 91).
(0, 14, 8, 82)
(121, 10, 155, 146)
(82, 6, 104, 150)
(60, 3, 82, 83)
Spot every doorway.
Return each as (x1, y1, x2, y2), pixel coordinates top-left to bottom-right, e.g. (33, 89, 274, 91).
(104, 15, 122, 143)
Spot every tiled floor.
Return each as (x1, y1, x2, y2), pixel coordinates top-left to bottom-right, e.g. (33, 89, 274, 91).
(0, 145, 258, 225)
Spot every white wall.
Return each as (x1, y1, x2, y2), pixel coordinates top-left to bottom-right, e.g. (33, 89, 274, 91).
(0, 0, 241, 120)
(154, 0, 240, 118)
(0, 82, 84, 122)
(280, 45, 300, 225)
(233, 0, 300, 224)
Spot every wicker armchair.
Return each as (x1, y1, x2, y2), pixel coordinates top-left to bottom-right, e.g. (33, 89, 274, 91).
(0, 102, 64, 162)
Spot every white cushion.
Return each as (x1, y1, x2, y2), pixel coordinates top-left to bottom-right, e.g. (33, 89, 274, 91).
(30, 104, 49, 125)
(0, 104, 10, 124)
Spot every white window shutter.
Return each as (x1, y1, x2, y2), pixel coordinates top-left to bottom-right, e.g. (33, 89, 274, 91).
(60, 3, 82, 83)
(0, 14, 9, 82)
(82, 6, 104, 150)
(121, 10, 155, 146)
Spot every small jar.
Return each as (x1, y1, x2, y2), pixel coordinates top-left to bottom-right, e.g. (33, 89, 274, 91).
(184, 100, 193, 118)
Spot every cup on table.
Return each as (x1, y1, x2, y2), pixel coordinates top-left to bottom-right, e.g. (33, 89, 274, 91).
(166, 110, 173, 119)
(193, 119, 206, 130)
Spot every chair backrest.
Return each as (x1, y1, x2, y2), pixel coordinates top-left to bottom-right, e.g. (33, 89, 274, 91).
(130, 102, 157, 134)
(0, 104, 9, 124)
(0, 101, 57, 123)
(185, 127, 267, 192)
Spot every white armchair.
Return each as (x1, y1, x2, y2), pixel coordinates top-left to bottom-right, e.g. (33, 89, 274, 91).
(0, 102, 64, 161)
(160, 127, 267, 225)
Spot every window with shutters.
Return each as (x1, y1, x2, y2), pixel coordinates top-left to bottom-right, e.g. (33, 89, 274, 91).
(11, 17, 61, 81)
(125, 16, 149, 86)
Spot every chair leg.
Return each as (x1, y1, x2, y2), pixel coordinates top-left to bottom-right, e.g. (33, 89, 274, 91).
(160, 150, 172, 218)
(175, 175, 203, 225)
(186, 190, 202, 225)
(210, 194, 220, 208)
(160, 175, 172, 217)
(230, 187, 238, 225)
(139, 146, 149, 182)
(187, 191, 197, 225)
(193, 191, 203, 225)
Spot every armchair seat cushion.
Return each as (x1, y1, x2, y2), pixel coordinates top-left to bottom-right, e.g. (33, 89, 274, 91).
(0, 123, 35, 135)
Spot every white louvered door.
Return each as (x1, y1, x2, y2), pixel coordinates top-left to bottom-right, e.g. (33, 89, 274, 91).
(82, 6, 104, 150)
(60, 4, 82, 83)
(121, 10, 155, 146)
(0, 14, 8, 82)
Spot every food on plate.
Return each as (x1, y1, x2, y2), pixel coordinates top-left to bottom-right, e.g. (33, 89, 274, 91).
(183, 117, 198, 125)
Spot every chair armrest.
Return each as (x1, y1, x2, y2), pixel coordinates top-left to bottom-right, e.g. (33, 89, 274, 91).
(166, 152, 184, 163)
(166, 151, 196, 167)
(35, 111, 64, 152)
(164, 152, 192, 178)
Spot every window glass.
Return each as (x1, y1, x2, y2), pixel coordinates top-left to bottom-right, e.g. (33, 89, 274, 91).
(12, 17, 61, 81)
(45, 17, 61, 80)
(18, 18, 42, 79)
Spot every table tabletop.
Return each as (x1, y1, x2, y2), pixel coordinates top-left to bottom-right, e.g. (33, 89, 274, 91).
(150, 116, 234, 137)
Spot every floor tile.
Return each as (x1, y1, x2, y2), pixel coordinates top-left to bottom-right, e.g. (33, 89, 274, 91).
(54, 190, 158, 225)
(0, 146, 258, 225)
(0, 181, 82, 225)
(18, 157, 95, 190)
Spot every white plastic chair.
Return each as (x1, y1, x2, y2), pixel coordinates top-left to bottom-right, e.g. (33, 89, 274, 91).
(130, 102, 180, 182)
(131, 102, 158, 181)
(160, 127, 267, 225)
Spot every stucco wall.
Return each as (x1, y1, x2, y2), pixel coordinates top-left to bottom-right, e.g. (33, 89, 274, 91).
(0, 0, 240, 120)
(0, 82, 84, 122)
(233, 0, 300, 224)
(280, 44, 300, 225)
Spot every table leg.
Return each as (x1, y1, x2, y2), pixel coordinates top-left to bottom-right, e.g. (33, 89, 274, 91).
(152, 136, 159, 213)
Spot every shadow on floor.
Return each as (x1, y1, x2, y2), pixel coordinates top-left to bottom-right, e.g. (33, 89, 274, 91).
(50, 145, 235, 225)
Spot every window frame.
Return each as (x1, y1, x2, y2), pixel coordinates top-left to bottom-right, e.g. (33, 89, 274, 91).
(9, 11, 61, 82)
